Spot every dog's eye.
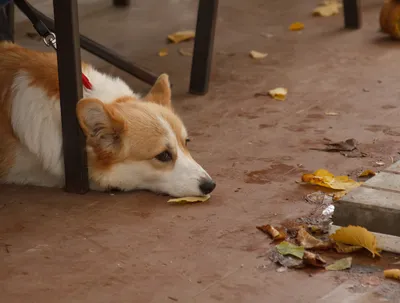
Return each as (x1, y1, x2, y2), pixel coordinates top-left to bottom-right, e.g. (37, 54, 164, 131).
(155, 150, 172, 162)
(185, 138, 191, 146)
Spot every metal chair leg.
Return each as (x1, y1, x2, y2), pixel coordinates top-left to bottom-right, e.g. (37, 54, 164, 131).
(5, 2, 14, 42)
(343, 0, 361, 29)
(53, 0, 89, 194)
(113, 0, 130, 7)
(189, 0, 219, 95)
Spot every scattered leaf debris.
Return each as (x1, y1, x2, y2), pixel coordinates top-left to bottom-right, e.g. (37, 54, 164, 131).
(326, 257, 352, 271)
(358, 170, 376, 178)
(249, 50, 268, 59)
(330, 226, 381, 258)
(296, 227, 332, 250)
(303, 251, 326, 267)
(158, 48, 168, 57)
(289, 22, 305, 31)
(167, 195, 210, 204)
(257, 224, 286, 241)
(276, 241, 305, 259)
(167, 30, 195, 43)
(268, 87, 288, 101)
(301, 169, 362, 191)
(384, 269, 400, 280)
(269, 247, 304, 268)
(312, 138, 357, 152)
(312, 0, 342, 17)
(334, 242, 363, 254)
(375, 161, 385, 167)
(310, 138, 367, 158)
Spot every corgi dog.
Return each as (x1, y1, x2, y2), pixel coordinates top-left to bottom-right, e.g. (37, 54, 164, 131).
(0, 42, 216, 197)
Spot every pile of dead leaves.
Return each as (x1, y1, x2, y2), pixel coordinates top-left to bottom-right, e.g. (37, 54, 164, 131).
(257, 224, 382, 271)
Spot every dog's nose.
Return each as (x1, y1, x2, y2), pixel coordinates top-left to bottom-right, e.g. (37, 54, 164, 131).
(199, 179, 216, 195)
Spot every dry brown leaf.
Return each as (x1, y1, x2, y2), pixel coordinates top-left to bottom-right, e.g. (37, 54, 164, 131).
(289, 22, 305, 31)
(178, 48, 193, 56)
(296, 227, 332, 250)
(303, 251, 326, 267)
(312, 0, 342, 17)
(167, 195, 210, 204)
(249, 50, 268, 59)
(334, 242, 363, 253)
(359, 170, 376, 177)
(268, 87, 288, 101)
(158, 48, 168, 57)
(322, 139, 357, 152)
(330, 225, 381, 257)
(257, 224, 286, 240)
(384, 269, 400, 280)
(301, 169, 361, 191)
(326, 257, 352, 271)
(167, 30, 195, 43)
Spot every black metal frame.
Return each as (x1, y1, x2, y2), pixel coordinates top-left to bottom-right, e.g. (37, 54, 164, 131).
(5, 2, 14, 41)
(53, 1, 89, 193)
(7, 0, 218, 193)
(343, 0, 361, 29)
(190, 0, 219, 95)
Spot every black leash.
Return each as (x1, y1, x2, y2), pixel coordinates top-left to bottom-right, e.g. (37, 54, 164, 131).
(13, 0, 56, 49)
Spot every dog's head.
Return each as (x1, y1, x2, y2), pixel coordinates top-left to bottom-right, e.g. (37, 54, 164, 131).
(76, 74, 215, 197)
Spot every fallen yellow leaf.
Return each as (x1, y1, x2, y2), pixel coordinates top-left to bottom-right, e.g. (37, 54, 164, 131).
(178, 48, 193, 56)
(249, 50, 268, 59)
(326, 257, 352, 271)
(158, 48, 168, 57)
(289, 22, 305, 31)
(334, 242, 363, 253)
(330, 225, 381, 257)
(268, 87, 288, 101)
(167, 30, 195, 43)
(167, 194, 210, 204)
(325, 111, 340, 116)
(359, 170, 376, 177)
(312, 0, 342, 17)
(384, 269, 400, 280)
(301, 169, 361, 191)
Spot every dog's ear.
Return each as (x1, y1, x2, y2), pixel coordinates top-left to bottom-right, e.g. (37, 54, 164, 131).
(77, 98, 125, 153)
(143, 74, 172, 108)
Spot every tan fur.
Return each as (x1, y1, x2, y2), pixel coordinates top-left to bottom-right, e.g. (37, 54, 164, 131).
(0, 43, 213, 196)
(0, 42, 60, 99)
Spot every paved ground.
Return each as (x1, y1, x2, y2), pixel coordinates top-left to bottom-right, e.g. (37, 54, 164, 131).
(1, 0, 400, 302)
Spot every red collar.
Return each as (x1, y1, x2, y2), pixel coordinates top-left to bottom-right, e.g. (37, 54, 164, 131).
(82, 73, 92, 90)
